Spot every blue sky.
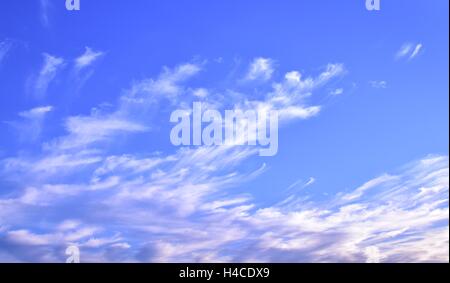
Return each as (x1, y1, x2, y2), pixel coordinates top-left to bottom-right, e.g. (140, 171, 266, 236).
(0, 0, 448, 262)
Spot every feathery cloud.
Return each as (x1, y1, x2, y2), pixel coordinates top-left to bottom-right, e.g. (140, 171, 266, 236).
(409, 43, 423, 60)
(75, 47, 104, 71)
(6, 106, 53, 142)
(39, 0, 51, 27)
(33, 53, 65, 98)
(396, 42, 423, 60)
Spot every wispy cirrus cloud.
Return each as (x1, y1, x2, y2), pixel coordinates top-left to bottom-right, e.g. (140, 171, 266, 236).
(409, 43, 423, 60)
(31, 53, 65, 98)
(1, 151, 447, 262)
(0, 58, 447, 263)
(71, 47, 105, 90)
(44, 114, 149, 151)
(75, 47, 104, 71)
(247, 155, 448, 262)
(303, 177, 315, 188)
(17, 106, 53, 140)
(39, 0, 51, 27)
(18, 106, 53, 120)
(396, 43, 413, 59)
(396, 42, 424, 60)
(126, 62, 202, 101)
(5, 106, 53, 142)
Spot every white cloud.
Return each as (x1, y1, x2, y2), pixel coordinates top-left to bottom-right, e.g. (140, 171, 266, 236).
(2, 151, 102, 180)
(409, 43, 423, 60)
(3, 223, 119, 257)
(33, 53, 65, 98)
(18, 106, 53, 119)
(245, 156, 448, 262)
(65, 116, 148, 142)
(58, 220, 82, 231)
(330, 88, 344, 96)
(396, 43, 413, 59)
(2, 147, 446, 262)
(245, 57, 274, 81)
(341, 174, 397, 201)
(316, 64, 346, 85)
(45, 115, 149, 151)
(396, 42, 423, 60)
(7, 230, 55, 246)
(272, 64, 345, 100)
(142, 154, 448, 262)
(278, 105, 321, 120)
(93, 155, 172, 176)
(75, 47, 104, 70)
(127, 63, 202, 100)
(39, 0, 51, 27)
(244, 63, 344, 123)
(6, 106, 53, 142)
(303, 177, 316, 188)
